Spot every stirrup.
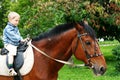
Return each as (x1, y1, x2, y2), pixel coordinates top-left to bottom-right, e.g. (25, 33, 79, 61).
(9, 68, 17, 76)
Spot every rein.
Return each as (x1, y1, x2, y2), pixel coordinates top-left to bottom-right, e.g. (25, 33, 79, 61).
(28, 41, 84, 67)
(28, 31, 102, 68)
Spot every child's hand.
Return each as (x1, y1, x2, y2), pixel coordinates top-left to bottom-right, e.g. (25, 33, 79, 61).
(21, 38, 30, 42)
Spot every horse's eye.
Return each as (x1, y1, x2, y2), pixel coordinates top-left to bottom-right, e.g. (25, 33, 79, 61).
(85, 41, 91, 45)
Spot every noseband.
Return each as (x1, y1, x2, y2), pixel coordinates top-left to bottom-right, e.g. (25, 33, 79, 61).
(74, 32, 103, 68)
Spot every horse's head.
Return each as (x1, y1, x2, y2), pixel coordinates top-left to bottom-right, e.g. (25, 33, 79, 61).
(72, 22, 106, 76)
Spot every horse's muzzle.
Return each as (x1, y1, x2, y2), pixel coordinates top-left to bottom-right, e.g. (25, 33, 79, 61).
(92, 65, 106, 76)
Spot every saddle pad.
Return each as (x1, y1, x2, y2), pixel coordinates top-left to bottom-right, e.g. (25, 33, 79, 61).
(0, 44, 34, 76)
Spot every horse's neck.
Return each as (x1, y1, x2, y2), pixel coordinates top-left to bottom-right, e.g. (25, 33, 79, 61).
(31, 29, 77, 75)
(48, 29, 75, 53)
(33, 29, 76, 60)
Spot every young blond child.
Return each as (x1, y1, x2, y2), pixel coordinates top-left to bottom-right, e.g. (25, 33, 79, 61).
(3, 12, 25, 76)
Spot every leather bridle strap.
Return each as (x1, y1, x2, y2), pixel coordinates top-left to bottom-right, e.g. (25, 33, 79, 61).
(76, 32, 103, 67)
(73, 33, 87, 54)
(74, 32, 94, 67)
(78, 33, 92, 59)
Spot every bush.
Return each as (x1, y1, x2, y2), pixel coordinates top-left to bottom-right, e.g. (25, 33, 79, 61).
(115, 62, 120, 71)
(8, 0, 89, 38)
(0, 39, 3, 48)
(112, 45, 120, 60)
(112, 45, 120, 71)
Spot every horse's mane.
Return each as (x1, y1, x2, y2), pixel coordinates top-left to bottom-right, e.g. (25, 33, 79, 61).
(32, 21, 96, 41)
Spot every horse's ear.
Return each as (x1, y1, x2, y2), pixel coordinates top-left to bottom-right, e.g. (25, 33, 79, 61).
(74, 23, 83, 32)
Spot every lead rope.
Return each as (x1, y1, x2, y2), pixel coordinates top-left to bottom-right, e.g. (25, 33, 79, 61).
(27, 40, 84, 67)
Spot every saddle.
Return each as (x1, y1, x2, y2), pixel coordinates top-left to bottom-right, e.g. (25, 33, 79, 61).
(0, 42, 28, 70)
(0, 41, 34, 76)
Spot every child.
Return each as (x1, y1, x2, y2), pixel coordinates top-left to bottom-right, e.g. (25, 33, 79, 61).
(3, 12, 25, 76)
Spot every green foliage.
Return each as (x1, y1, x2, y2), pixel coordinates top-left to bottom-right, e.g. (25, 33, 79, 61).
(0, 39, 3, 48)
(112, 45, 120, 71)
(0, 35, 3, 48)
(87, 0, 120, 41)
(0, 0, 9, 47)
(8, 0, 89, 38)
(112, 45, 120, 60)
(0, 0, 120, 40)
(0, 0, 10, 35)
(115, 62, 120, 71)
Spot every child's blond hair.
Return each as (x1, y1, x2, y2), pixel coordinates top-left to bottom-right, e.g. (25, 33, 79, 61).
(8, 12, 20, 20)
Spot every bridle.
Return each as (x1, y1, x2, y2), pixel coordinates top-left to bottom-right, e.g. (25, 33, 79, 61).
(74, 32, 103, 68)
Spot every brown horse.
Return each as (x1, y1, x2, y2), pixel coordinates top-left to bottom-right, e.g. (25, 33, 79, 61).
(0, 21, 106, 80)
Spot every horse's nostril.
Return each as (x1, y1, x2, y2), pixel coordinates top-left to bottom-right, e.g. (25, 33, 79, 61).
(100, 66, 106, 74)
(100, 67, 104, 71)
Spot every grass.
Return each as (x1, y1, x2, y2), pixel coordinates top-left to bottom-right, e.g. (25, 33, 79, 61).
(58, 40, 120, 80)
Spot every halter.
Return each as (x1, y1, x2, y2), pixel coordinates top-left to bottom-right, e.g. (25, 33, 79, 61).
(74, 32, 103, 68)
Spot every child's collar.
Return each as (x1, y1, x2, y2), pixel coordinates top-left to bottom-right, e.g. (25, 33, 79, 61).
(8, 22, 16, 27)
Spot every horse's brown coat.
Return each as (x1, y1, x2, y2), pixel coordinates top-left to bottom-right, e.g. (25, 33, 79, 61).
(0, 22, 106, 80)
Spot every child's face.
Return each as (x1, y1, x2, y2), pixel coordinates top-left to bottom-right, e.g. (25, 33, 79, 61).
(9, 16, 20, 26)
